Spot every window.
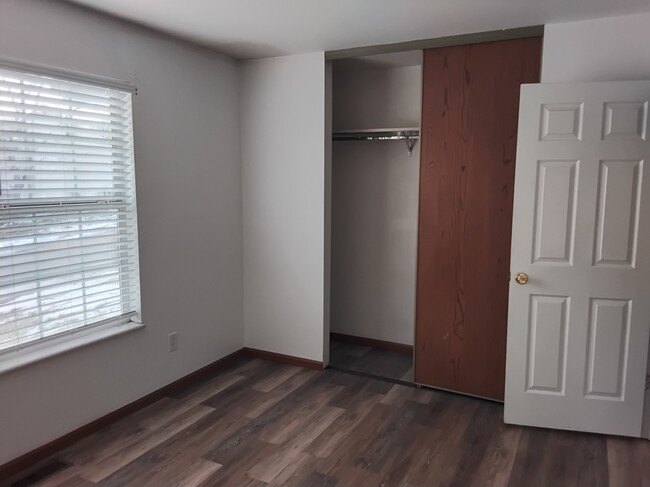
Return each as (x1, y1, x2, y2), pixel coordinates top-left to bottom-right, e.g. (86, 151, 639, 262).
(0, 66, 141, 355)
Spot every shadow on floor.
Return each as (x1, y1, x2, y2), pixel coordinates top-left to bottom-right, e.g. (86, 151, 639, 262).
(329, 339, 413, 383)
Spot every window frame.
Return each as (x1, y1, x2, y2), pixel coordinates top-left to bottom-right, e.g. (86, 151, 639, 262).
(0, 61, 143, 368)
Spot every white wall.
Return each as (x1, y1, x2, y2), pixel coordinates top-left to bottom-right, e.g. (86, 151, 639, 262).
(241, 53, 327, 363)
(542, 11, 650, 439)
(333, 66, 422, 130)
(542, 12, 650, 83)
(330, 65, 421, 345)
(0, 0, 243, 464)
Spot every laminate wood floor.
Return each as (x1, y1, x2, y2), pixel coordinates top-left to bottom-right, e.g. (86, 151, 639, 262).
(10, 356, 650, 487)
(329, 340, 413, 383)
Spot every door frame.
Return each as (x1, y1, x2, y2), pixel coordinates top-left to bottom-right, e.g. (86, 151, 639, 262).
(325, 26, 544, 60)
(323, 28, 544, 385)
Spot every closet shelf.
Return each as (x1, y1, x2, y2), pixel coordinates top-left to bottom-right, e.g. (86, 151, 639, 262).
(332, 128, 419, 156)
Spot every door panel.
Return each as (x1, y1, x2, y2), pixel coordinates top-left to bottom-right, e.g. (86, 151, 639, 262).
(414, 37, 542, 400)
(505, 81, 650, 437)
(585, 298, 629, 398)
(594, 160, 641, 266)
(526, 295, 569, 394)
(533, 160, 578, 264)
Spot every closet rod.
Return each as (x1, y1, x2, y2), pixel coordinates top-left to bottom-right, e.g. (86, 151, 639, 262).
(332, 129, 419, 155)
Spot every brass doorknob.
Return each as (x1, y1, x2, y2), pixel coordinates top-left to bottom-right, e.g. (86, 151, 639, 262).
(514, 272, 529, 285)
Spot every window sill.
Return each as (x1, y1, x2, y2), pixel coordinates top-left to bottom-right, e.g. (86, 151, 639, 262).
(0, 321, 146, 376)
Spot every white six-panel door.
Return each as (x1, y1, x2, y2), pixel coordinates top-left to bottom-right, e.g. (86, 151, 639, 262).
(505, 81, 650, 437)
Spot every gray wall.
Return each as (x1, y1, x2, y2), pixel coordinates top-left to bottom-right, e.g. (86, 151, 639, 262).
(330, 64, 421, 345)
(241, 53, 327, 362)
(0, 0, 243, 464)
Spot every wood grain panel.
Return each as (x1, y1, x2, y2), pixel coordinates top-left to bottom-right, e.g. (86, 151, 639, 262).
(415, 37, 542, 399)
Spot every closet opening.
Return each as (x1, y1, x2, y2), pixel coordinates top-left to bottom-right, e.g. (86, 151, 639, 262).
(328, 51, 423, 384)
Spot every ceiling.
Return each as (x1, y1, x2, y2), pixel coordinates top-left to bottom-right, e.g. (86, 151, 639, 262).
(68, 0, 650, 59)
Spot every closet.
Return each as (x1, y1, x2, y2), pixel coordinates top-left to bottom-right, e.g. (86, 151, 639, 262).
(329, 52, 422, 382)
(329, 35, 543, 397)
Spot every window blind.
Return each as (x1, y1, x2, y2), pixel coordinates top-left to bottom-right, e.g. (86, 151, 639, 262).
(0, 66, 141, 353)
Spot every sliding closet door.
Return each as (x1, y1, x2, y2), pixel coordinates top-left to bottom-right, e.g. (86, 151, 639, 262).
(415, 37, 542, 400)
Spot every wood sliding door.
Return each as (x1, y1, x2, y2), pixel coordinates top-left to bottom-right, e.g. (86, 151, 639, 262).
(414, 37, 542, 400)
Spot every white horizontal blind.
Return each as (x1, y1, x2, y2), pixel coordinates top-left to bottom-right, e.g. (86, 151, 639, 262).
(0, 66, 141, 353)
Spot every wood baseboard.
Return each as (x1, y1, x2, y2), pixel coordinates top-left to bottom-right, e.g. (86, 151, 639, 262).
(331, 332, 413, 354)
(0, 346, 324, 479)
(244, 347, 323, 370)
(1, 348, 245, 480)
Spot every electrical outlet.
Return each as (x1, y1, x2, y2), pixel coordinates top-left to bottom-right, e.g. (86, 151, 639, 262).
(168, 332, 178, 352)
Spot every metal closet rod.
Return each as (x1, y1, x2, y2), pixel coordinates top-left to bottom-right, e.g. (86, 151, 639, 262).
(332, 129, 419, 155)
(332, 129, 419, 141)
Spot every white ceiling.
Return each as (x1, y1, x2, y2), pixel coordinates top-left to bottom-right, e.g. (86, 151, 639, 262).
(68, 0, 650, 59)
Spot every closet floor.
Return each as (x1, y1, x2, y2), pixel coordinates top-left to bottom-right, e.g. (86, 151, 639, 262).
(329, 340, 413, 383)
